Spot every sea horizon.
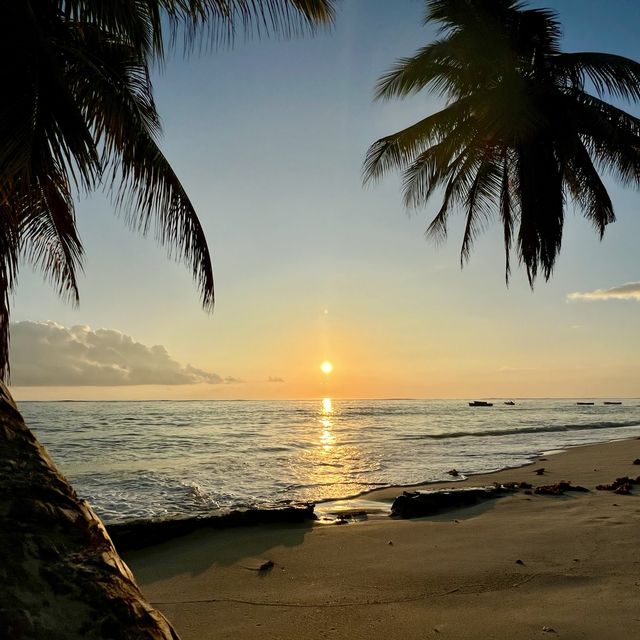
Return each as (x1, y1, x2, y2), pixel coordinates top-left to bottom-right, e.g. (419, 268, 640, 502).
(15, 395, 639, 403)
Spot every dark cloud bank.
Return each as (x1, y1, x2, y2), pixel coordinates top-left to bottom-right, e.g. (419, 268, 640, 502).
(10, 321, 232, 387)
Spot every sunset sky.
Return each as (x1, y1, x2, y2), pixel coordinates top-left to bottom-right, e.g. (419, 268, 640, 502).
(11, 0, 640, 401)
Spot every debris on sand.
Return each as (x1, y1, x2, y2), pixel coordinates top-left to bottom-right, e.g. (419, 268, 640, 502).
(596, 476, 640, 494)
(534, 481, 589, 496)
(244, 560, 275, 572)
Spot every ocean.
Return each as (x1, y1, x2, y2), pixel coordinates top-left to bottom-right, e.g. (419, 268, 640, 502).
(21, 398, 640, 524)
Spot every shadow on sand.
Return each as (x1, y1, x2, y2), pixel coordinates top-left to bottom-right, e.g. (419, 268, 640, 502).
(122, 520, 313, 583)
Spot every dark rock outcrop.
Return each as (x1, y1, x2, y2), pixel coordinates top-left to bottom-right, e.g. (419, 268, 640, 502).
(0, 384, 180, 639)
(390, 486, 513, 519)
(109, 503, 316, 551)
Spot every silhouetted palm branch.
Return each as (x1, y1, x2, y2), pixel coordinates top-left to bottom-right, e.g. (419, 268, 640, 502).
(364, 0, 640, 284)
(0, 0, 336, 379)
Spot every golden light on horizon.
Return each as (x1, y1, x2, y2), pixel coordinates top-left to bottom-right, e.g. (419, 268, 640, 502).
(320, 361, 333, 375)
(322, 397, 333, 413)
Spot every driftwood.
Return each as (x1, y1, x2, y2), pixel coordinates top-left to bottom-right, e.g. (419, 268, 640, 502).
(0, 384, 180, 639)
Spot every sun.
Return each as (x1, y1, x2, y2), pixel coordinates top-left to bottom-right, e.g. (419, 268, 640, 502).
(320, 361, 333, 375)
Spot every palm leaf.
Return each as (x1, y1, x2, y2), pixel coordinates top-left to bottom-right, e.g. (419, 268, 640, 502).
(20, 176, 84, 305)
(460, 153, 503, 263)
(555, 52, 640, 101)
(516, 141, 564, 283)
(424, 147, 485, 242)
(0, 201, 21, 380)
(499, 152, 514, 282)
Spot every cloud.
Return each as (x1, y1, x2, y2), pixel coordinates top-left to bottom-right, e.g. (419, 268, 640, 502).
(268, 376, 285, 383)
(10, 321, 231, 386)
(567, 281, 640, 302)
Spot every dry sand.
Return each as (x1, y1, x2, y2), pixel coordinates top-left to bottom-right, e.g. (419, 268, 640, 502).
(125, 438, 640, 639)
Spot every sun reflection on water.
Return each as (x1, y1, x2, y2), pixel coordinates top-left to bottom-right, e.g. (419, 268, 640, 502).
(319, 397, 335, 451)
(298, 397, 375, 502)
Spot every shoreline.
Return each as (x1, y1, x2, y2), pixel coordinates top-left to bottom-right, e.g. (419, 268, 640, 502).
(104, 429, 640, 530)
(125, 436, 640, 638)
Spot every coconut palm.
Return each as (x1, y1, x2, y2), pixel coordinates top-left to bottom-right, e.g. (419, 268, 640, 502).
(364, 0, 640, 284)
(1, 3, 335, 638)
(0, 0, 336, 379)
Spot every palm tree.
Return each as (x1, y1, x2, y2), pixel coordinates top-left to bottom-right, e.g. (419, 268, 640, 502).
(364, 0, 640, 284)
(0, 0, 336, 379)
(1, 3, 335, 638)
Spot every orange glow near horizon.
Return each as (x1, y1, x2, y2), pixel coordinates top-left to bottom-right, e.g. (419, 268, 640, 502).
(320, 361, 333, 374)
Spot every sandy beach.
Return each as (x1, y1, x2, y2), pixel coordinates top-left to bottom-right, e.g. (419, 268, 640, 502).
(125, 438, 640, 639)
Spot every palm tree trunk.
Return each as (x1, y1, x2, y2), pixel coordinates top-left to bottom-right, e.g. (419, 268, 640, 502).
(0, 384, 180, 639)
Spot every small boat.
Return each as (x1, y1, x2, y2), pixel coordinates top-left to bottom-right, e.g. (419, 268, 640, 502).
(576, 402, 594, 406)
(469, 401, 493, 407)
(604, 401, 622, 405)
(504, 401, 515, 406)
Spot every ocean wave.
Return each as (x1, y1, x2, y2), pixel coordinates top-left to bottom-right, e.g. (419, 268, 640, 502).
(401, 420, 640, 440)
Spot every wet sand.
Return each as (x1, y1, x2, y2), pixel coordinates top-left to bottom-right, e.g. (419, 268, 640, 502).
(125, 437, 640, 639)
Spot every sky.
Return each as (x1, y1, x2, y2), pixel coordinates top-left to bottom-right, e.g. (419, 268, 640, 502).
(10, 0, 640, 400)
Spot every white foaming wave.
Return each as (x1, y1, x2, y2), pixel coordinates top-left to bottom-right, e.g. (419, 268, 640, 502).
(402, 419, 640, 440)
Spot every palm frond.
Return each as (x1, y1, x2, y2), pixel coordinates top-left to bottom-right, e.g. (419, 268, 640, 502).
(555, 52, 640, 101)
(560, 137, 615, 237)
(20, 176, 84, 305)
(424, 0, 525, 31)
(62, 20, 214, 308)
(516, 141, 564, 284)
(63, 0, 159, 56)
(460, 154, 502, 263)
(569, 93, 640, 186)
(0, 200, 22, 381)
(62, 0, 335, 57)
(499, 152, 514, 282)
(161, 0, 336, 52)
(363, 99, 474, 185)
(0, 5, 101, 191)
(374, 40, 474, 100)
(425, 149, 484, 243)
(113, 130, 215, 308)
(401, 117, 484, 209)
(374, 34, 515, 101)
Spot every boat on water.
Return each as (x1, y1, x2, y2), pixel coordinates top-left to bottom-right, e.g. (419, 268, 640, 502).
(576, 402, 594, 406)
(604, 401, 622, 405)
(504, 401, 515, 406)
(469, 401, 493, 407)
